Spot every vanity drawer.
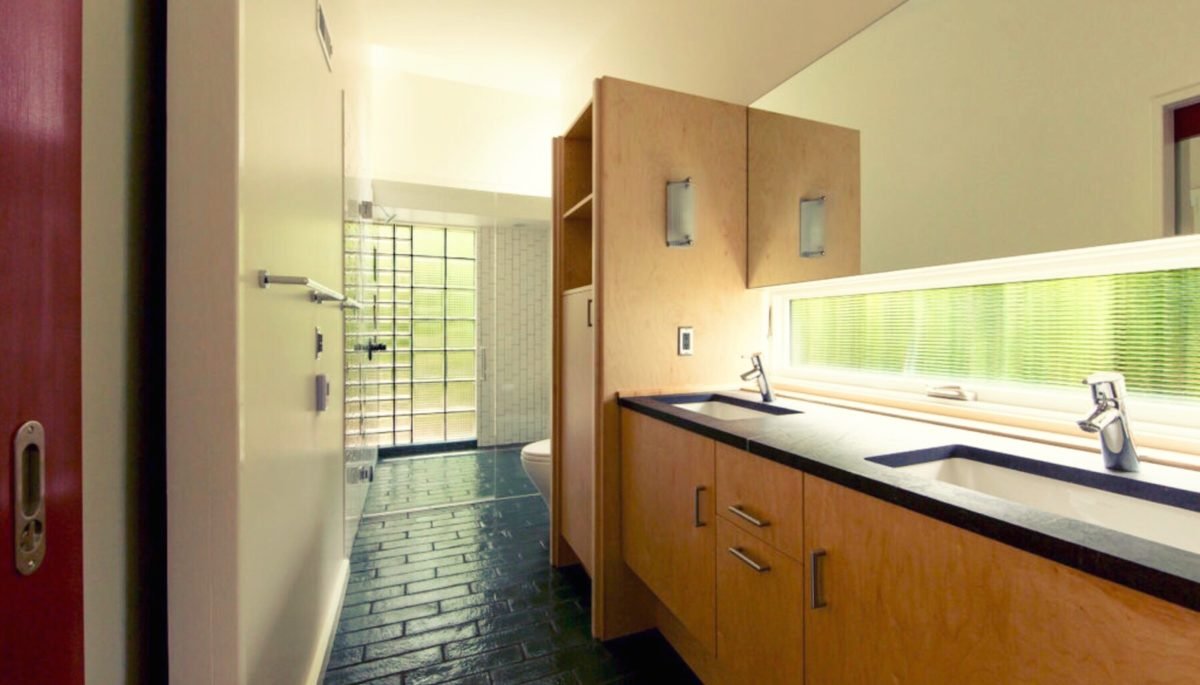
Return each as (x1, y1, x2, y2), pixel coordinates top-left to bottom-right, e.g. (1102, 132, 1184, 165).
(715, 443, 804, 559)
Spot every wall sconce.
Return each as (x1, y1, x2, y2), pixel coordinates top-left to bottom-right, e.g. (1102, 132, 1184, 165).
(800, 196, 826, 258)
(666, 177, 694, 247)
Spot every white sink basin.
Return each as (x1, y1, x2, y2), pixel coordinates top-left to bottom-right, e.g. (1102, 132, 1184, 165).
(665, 394, 801, 421)
(674, 401, 779, 421)
(899, 457, 1200, 555)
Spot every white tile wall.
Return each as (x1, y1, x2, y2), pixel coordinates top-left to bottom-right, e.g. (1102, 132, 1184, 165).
(477, 225, 552, 447)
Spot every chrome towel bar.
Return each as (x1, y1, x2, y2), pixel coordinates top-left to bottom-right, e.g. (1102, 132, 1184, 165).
(258, 270, 362, 309)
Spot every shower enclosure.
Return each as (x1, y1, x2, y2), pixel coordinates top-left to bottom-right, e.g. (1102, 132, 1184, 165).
(343, 207, 551, 515)
(344, 223, 479, 448)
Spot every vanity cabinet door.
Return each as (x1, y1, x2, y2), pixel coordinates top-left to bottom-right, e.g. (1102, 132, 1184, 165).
(621, 410, 716, 653)
(716, 519, 803, 685)
(804, 475, 1200, 684)
(804, 475, 1010, 685)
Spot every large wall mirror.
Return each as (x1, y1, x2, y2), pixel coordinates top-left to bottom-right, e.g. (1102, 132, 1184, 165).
(751, 0, 1200, 276)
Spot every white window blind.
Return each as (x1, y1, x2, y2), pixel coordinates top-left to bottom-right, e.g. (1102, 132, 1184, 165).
(788, 268, 1200, 401)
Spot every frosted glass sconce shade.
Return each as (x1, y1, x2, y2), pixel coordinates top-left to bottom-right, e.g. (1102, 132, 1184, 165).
(666, 178, 695, 247)
(800, 196, 826, 258)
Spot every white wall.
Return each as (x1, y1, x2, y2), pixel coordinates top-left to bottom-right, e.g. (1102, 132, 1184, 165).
(83, 0, 154, 681)
(753, 0, 1200, 274)
(371, 180, 551, 222)
(168, 0, 366, 682)
(167, 0, 241, 681)
(238, 0, 365, 681)
(477, 225, 552, 446)
(368, 68, 558, 198)
(557, 0, 906, 127)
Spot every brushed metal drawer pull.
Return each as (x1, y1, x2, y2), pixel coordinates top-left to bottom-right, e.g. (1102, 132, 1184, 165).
(727, 504, 769, 527)
(694, 486, 707, 527)
(728, 546, 770, 573)
(810, 548, 828, 609)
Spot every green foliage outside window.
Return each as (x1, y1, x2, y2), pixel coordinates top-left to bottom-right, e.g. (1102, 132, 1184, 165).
(790, 268, 1200, 399)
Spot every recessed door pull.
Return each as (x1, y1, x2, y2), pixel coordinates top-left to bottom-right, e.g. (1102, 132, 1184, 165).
(728, 546, 771, 573)
(727, 504, 770, 527)
(13, 421, 46, 576)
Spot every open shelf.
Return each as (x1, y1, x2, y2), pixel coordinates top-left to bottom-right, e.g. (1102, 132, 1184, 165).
(565, 102, 593, 141)
(563, 193, 593, 221)
(562, 219, 592, 291)
(558, 100, 594, 290)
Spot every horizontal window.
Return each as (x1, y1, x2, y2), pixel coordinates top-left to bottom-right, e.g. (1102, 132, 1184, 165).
(769, 235, 1200, 444)
(787, 268, 1200, 401)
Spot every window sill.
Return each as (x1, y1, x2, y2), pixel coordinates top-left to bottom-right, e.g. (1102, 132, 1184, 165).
(761, 378, 1200, 472)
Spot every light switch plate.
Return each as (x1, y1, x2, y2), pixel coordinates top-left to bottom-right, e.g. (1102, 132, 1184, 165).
(678, 326, 694, 356)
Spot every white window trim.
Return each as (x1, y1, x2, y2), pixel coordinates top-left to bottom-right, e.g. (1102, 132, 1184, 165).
(772, 234, 1200, 301)
(766, 234, 1200, 459)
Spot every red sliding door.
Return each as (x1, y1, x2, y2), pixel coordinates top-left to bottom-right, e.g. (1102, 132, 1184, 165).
(0, 2, 85, 683)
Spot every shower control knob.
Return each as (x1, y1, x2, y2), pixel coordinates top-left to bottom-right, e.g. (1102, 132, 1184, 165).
(354, 341, 387, 361)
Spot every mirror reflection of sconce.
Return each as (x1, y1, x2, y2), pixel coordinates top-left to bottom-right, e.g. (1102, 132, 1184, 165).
(666, 177, 694, 247)
(800, 196, 826, 258)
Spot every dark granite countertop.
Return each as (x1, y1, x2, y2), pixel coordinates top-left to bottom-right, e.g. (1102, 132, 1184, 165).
(618, 391, 1200, 612)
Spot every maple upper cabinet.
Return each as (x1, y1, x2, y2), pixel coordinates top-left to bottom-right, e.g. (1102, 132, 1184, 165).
(747, 108, 860, 288)
(621, 410, 717, 654)
(804, 475, 1200, 684)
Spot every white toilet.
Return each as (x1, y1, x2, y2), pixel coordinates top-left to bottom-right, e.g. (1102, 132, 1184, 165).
(520, 439, 552, 506)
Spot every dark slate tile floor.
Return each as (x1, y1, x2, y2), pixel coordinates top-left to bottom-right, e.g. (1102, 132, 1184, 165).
(324, 461, 700, 685)
(364, 448, 538, 514)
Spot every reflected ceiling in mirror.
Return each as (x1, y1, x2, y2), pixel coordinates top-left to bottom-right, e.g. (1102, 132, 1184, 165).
(752, 0, 1200, 275)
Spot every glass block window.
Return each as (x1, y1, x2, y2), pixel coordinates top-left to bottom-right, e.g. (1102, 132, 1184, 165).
(345, 222, 478, 448)
(788, 268, 1200, 400)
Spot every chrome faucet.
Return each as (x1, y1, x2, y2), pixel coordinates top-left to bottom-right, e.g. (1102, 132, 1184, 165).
(740, 353, 775, 403)
(1077, 372, 1140, 472)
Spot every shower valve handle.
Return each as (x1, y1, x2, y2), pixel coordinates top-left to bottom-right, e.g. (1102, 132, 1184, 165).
(355, 342, 388, 361)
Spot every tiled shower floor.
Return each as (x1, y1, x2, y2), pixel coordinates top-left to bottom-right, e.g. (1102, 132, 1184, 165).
(363, 448, 539, 514)
(324, 452, 700, 684)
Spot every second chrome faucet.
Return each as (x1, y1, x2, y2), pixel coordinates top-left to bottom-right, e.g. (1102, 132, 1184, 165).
(1077, 372, 1140, 472)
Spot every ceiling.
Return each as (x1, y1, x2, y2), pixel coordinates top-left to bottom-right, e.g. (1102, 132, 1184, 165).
(359, 0, 907, 104)
(361, 0, 639, 97)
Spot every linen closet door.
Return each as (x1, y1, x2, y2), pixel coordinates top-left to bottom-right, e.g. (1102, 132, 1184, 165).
(561, 286, 594, 572)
